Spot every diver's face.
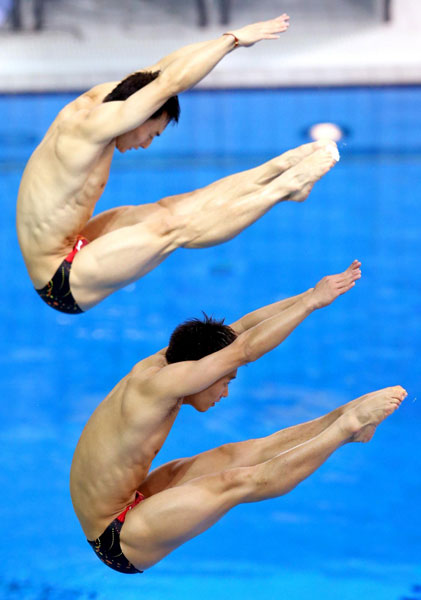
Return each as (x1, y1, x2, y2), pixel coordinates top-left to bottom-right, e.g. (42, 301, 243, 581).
(183, 371, 237, 412)
(116, 113, 169, 152)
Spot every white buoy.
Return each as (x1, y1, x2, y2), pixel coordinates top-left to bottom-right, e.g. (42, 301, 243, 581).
(309, 122, 343, 142)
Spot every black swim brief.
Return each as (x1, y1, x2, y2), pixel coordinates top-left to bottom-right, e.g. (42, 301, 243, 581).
(35, 237, 88, 314)
(87, 492, 144, 575)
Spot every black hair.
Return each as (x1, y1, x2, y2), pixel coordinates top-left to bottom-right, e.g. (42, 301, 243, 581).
(103, 70, 180, 123)
(166, 313, 237, 364)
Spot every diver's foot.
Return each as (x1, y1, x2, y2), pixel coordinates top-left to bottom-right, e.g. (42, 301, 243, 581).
(338, 386, 407, 443)
(275, 141, 330, 173)
(280, 142, 339, 202)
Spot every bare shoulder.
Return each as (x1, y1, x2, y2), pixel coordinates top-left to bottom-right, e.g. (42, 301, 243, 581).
(59, 81, 118, 120)
(29, 96, 94, 157)
(52, 86, 114, 139)
(56, 96, 96, 133)
(130, 348, 168, 380)
(49, 90, 92, 127)
(44, 93, 116, 170)
(121, 351, 171, 413)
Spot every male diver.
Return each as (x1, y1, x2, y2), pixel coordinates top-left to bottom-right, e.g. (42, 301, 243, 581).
(70, 259, 405, 573)
(17, 13, 313, 314)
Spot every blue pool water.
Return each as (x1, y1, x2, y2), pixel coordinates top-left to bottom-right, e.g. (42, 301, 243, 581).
(1, 87, 420, 600)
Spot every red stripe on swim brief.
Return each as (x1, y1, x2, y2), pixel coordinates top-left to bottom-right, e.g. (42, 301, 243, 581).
(116, 492, 145, 523)
(65, 236, 89, 263)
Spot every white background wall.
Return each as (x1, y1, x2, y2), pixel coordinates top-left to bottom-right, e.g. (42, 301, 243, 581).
(0, 0, 420, 91)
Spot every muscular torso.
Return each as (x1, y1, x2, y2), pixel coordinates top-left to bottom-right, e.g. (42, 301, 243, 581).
(16, 91, 115, 288)
(70, 351, 181, 540)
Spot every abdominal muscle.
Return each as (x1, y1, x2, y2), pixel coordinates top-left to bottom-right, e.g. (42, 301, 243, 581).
(17, 131, 115, 287)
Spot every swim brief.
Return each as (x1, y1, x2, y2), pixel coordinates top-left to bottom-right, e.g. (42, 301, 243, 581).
(87, 492, 145, 574)
(35, 236, 89, 314)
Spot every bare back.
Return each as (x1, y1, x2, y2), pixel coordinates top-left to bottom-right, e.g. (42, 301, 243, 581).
(70, 350, 181, 540)
(16, 90, 115, 288)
